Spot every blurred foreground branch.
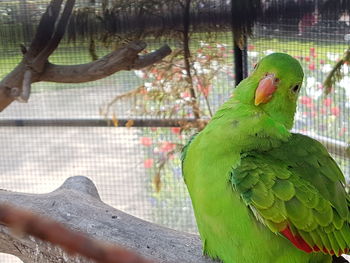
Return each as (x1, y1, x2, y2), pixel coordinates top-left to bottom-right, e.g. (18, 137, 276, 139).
(0, 204, 152, 263)
(0, 176, 214, 263)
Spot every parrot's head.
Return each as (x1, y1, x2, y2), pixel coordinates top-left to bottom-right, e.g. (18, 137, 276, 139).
(238, 53, 304, 130)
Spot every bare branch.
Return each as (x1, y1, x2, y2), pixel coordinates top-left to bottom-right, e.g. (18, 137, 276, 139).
(20, 44, 27, 55)
(0, 204, 152, 263)
(27, 0, 64, 58)
(0, 41, 171, 112)
(32, 0, 76, 71)
(39, 42, 171, 83)
(16, 70, 32, 102)
(133, 45, 172, 69)
(0, 0, 172, 112)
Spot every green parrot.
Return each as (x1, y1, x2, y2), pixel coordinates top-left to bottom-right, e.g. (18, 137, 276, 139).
(182, 53, 350, 263)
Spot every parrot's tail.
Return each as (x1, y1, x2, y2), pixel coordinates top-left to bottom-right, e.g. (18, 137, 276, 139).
(333, 255, 349, 263)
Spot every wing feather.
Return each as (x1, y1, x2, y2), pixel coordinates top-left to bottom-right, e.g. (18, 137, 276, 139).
(230, 133, 350, 256)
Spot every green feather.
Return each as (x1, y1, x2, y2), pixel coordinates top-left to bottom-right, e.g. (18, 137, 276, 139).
(313, 206, 333, 227)
(299, 230, 315, 249)
(285, 197, 308, 221)
(237, 171, 260, 191)
(317, 229, 332, 250)
(333, 230, 347, 250)
(259, 172, 275, 188)
(272, 179, 295, 201)
(251, 182, 275, 209)
(309, 231, 324, 250)
(327, 232, 340, 255)
(294, 186, 319, 208)
(340, 225, 350, 245)
(258, 199, 286, 223)
(332, 211, 344, 230)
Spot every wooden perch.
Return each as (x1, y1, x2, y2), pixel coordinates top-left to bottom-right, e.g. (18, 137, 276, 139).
(0, 176, 214, 263)
(0, 0, 171, 111)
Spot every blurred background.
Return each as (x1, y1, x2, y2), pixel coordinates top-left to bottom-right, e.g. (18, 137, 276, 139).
(0, 0, 349, 261)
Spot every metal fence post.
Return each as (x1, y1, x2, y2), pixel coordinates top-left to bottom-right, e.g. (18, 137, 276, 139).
(233, 36, 248, 86)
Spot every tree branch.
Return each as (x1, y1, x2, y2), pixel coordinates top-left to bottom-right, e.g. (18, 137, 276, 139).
(0, 41, 171, 111)
(32, 0, 76, 72)
(39, 42, 171, 83)
(133, 45, 173, 70)
(17, 70, 32, 102)
(26, 0, 64, 58)
(0, 0, 172, 112)
(0, 176, 214, 263)
(0, 204, 152, 263)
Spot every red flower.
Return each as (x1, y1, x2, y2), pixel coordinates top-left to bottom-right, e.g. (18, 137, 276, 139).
(144, 158, 154, 168)
(302, 111, 309, 117)
(323, 98, 332, 107)
(159, 142, 176, 153)
(156, 73, 163, 81)
(310, 47, 316, 57)
(305, 56, 310, 62)
(331, 106, 340, 116)
(140, 137, 152, 146)
(248, 45, 255, 51)
(320, 108, 327, 114)
(339, 127, 347, 137)
(150, 127, 158, 132)
(320, 59, 325, 64)
(198, 84, 211, 97)
(300, 96, 313, 108)
(140, 87, 147, 95)
(308, 63, 315, 71)
(180, 91, 191, 99)
(171, 127, 181, 134)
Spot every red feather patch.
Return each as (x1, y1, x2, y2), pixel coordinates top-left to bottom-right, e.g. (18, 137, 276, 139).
(280, 226, 313, 253)
(281, 226, 350, 256)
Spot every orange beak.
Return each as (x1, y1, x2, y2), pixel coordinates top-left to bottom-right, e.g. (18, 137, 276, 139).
(254, 74, 277, 106)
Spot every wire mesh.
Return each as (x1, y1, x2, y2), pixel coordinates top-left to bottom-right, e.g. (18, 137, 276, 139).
(0, 1, 350, 262)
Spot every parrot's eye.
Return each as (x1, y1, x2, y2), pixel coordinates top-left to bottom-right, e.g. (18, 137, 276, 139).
(291, 84, 301, 93)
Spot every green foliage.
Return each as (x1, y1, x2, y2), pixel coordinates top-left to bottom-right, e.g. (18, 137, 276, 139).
(324, 48, 350, 94)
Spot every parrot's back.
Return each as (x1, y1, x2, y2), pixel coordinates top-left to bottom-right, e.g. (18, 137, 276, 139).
(182, 107, 342, 263)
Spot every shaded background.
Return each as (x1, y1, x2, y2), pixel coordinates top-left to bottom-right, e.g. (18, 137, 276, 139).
(0, 0, 350, 261)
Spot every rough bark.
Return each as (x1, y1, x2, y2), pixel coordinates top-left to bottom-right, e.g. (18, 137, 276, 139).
(0, 176, 214, 263)
(39, 42, 171, 83)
